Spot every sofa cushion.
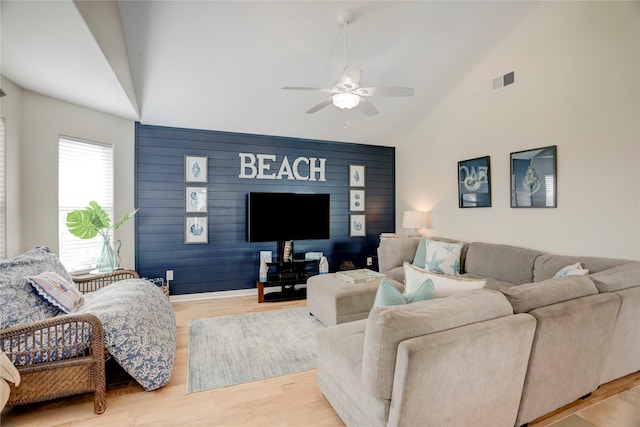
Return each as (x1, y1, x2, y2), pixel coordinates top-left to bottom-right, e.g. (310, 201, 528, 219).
(464, 242, 544, 285)
(533, 254, 632, 282)
(377, 237, 420, 274)
(499, 275, 598, 314)
(404, 262, 486, 298)
(27, 271, 85, 313)
(1, 247, 73, 329)
(362, 290, 513, 400)
(373, 277, 434, 307)
(589, 262, 640, 292)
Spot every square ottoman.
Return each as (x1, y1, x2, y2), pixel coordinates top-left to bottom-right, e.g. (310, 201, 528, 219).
(306, 273, 403, 326)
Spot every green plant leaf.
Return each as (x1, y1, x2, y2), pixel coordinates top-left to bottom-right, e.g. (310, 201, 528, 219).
(65, 201, 138, 240)
(113, 208, 139, 230)
(66, 209, 102, 239)
(87, 200, 111, 230)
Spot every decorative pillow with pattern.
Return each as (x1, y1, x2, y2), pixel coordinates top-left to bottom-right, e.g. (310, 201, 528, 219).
(27, 271, 84, 313)
(373, 277, 435, 307)
(0, 246, 73, 329)
(404, 262, 486, 298)
(553, 262, 589, 278)
(423, 238, 464, 275)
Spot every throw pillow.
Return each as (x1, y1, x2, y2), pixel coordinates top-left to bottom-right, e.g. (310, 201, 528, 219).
(373, 277, 435, 307)
(27, 271, 84, 313)
(404, 262, 486, 298)
(553, 262, 589, 278)
(412, 238, 428, 268)
(424, 238, 464, 275)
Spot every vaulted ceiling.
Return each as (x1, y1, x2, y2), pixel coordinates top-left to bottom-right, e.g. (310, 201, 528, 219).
(1, 1, 535, 145)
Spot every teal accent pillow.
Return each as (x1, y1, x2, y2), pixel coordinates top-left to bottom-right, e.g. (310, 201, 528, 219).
(412, 238, 427, 268)
(373, 277, 435, 307)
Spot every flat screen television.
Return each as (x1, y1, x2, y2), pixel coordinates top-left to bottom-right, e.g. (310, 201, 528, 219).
(247, 192, 330, 243)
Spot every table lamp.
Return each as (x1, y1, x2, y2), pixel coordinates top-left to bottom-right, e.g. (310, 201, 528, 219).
(402, 210, 428, 236)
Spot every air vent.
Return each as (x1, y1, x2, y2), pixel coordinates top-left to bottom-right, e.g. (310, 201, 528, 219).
(492, 71, 515, 91)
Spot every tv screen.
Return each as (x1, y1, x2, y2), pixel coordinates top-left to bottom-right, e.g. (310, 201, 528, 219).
(247, 192, 330, 242)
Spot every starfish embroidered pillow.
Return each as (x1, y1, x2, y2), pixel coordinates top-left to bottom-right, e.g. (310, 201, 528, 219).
(423, 238, 464, 275)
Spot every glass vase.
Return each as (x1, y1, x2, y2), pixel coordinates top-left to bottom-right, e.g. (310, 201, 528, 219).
(97, 235, 118, 272)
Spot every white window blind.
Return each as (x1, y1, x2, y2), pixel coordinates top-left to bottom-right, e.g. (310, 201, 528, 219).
(0, 117, 6, 259)
(58, 137, 113, 273)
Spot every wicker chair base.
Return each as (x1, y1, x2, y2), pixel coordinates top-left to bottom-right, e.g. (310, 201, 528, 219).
(7, 356, 106, 414)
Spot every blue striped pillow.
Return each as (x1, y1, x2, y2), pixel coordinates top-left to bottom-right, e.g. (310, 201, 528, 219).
(27, 271, 84, 313)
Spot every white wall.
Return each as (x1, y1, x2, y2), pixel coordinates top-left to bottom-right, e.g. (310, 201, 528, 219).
(18, 91, 136, 267)
(0, 77, 24, 257)
(396, 2, 640, 260)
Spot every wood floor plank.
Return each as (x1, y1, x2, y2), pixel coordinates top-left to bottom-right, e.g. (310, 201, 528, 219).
(1, 295, 638, 426)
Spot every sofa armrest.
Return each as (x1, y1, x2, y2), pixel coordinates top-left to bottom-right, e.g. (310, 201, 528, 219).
(388, 313, 536, 427)
(1, 313, 107, 414)
(1, 313, 106, 367)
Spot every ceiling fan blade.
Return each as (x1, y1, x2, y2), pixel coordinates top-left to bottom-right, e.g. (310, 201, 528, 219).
(282, 86, 337, 94)
(306, 98, 334, 114)
(341, 67, 361, 88)
(356, 98, 378, 116)
(354, 87, 415, 97)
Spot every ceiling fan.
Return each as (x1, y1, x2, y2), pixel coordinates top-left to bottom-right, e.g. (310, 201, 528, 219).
(282, 10, 414, 116)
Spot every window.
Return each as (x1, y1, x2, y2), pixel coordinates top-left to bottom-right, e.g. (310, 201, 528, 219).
(0, 117, 6, 259)
(58, 137, 113, 273)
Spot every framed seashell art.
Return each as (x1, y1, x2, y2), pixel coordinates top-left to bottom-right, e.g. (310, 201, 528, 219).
(185, 155, 208, 183)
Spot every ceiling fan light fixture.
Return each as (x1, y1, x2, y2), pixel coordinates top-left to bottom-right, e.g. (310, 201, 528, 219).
(332, 92, 360, 110)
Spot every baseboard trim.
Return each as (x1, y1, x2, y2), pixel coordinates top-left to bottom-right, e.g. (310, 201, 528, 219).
(169, 288, 256, 302)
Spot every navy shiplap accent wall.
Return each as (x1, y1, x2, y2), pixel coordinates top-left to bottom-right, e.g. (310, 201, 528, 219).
(135, 122, 395, 295)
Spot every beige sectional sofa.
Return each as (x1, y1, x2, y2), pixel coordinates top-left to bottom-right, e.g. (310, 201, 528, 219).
(314, 237, 640, 427)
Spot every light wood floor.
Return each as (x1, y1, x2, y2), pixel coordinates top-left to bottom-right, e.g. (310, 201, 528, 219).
(1, 295, 639, 426)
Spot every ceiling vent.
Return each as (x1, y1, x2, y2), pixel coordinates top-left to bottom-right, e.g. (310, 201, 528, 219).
(492, 71, 515, 91)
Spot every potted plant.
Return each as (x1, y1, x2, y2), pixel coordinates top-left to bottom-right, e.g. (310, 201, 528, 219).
(66, 201, 138, 272)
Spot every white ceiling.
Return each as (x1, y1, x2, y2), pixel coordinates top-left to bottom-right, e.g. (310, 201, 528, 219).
(1, 1, 535, 146)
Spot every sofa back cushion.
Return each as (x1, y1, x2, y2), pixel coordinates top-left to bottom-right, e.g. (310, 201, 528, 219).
(377, 237, 420, 274)
(361, 290, 513, 400)
(464, 242, 544, 285)
(534, 254, 632, 282)
(499, 275, 598, 313)
(589, 262, 640, 293)
(1, 247, 72, 329)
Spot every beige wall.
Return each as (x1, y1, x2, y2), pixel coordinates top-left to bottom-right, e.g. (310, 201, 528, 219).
(8, 88, 136, 266)
(396, 2, 640, 260)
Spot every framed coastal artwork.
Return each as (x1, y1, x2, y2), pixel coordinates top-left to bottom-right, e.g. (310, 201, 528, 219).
(349, 165, 365, 187)
(185, 155, 208, 183)
(349, 189, 365, 212)
(185, 216, 208, 244)
(458, 156, 491, 208)
(510, 145, 557, 208)
(349, 214, 366, 237)
(185, 187, 207, 213)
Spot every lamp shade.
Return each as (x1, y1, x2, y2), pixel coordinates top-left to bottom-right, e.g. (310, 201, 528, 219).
(402, 210, 428, 229)
(332, 93, 360, 110)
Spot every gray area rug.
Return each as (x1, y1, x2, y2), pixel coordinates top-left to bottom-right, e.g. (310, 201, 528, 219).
(187, 307, 324, 393)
